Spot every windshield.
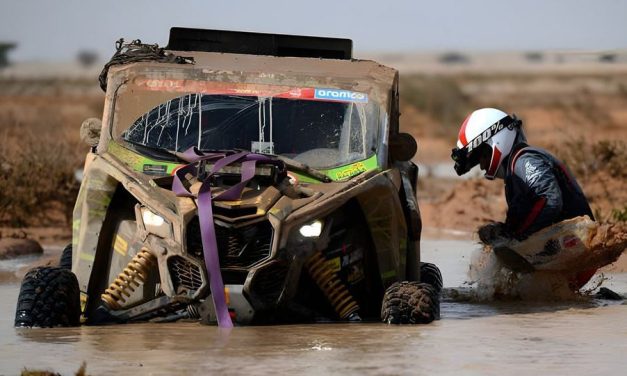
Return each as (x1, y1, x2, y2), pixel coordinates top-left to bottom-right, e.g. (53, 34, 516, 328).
(114, 84, 381, 169)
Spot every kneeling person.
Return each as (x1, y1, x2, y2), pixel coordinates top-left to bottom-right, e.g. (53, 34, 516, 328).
(451, 108, 596, 288)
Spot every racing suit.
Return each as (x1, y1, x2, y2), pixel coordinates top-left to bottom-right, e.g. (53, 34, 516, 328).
(504, 143, 596, 289)
(504, 143, 594, 239)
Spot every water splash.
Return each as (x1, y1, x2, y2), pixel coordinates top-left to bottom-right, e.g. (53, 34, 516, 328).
(466, 246, 580, 301)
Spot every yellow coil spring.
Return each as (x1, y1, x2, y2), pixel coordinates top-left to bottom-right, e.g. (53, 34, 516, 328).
(101, 248, 156, 310)
(306, 251, 360, 319)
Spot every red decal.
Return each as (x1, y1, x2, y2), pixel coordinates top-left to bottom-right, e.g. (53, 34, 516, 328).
(170, 164, 184, 176)
(135, 79, 323, 101)
(563, 235, 580, 248)
(459, 114, 471, 146)
(487, 146, 502, 176)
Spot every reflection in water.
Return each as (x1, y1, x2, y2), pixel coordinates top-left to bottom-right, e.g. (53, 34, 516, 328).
(1, 240, 626, 375)
(16, 327, 83, 344)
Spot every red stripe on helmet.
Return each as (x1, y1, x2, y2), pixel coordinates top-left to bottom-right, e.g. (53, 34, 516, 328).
(487, 146, 502, 176)
(458, 114, 471, 146)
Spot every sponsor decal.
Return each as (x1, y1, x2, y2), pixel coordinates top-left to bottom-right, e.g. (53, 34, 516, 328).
(136, 80, 371, 104)
(524, 160, 541, 185)
(314, 88, 368, 103)
(466, 120, 507, 152)
(136, 79, 318, 100)
(562, 235, 580, 248)
(327, 257, 341, 272)
(335, 161, 367, 180)
(143, 164, 168, 175)
(113, 235, 128, 256)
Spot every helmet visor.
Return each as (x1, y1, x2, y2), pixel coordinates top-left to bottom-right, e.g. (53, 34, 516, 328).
(452, 143, 490, 176)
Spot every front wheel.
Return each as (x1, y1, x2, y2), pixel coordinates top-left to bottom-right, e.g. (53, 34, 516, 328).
(381, 281, 440, 324)
(14, 266, 81, 327)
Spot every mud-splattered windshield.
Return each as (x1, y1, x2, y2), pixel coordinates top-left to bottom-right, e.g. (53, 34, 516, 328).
(116, 86, 380, 169)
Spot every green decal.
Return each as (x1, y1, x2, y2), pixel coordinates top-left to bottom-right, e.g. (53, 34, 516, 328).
(108, 142, 181, 175)
(323, 154, 379, 181)
(288, 172, 323, 184)
(381, 270, 397, 280)
(110, 141, 378, 181)
(79, 252, 95, 262)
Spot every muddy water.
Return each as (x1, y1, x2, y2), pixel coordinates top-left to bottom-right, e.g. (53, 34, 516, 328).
(1, 240, 626, 375)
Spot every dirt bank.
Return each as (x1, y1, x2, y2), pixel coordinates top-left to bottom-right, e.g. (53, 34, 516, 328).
(419, 169, 626, 234)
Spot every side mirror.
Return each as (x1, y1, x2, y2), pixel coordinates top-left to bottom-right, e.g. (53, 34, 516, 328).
(389, 132, 417, 161)
(80, 118, 102, 148)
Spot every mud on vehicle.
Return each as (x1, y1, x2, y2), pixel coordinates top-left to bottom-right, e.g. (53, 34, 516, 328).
(15, 28, 442, 327)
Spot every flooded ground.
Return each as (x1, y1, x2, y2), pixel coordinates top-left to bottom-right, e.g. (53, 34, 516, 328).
(1, 239, 626, 375)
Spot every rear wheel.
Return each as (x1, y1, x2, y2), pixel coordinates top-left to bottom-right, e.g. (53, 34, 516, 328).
(381, 281, 439, 324)
(420, 262, 443, 295)
(59, 244, 72, 270)
(14, 266, 81, 327)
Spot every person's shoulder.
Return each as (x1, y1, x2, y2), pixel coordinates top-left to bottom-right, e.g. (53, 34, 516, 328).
(511, 148, 552, 184)
(512, 146, 553, 166)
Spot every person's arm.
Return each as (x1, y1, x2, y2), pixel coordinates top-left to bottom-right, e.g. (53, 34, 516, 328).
(506, 153, 563, 237)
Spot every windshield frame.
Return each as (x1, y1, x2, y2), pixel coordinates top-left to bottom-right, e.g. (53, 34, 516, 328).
(110, 79, 386, 170)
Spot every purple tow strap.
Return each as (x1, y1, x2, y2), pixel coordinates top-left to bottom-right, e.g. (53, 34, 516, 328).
(172, 147, 284, 327)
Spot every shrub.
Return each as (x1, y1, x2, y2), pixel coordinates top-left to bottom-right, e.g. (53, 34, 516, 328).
(556, 139, 626, 179)
(0, 131, 81, 227)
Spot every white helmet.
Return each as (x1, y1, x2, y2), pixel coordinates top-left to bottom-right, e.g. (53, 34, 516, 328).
(451, 108, 522, 179)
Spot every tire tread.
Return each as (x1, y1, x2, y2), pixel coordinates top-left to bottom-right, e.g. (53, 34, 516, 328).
(14, 266, 81, 327)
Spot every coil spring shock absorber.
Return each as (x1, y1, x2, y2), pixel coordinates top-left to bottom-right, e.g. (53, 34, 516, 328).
(306, 251, 360, 320)
(101, 248, 156, 310)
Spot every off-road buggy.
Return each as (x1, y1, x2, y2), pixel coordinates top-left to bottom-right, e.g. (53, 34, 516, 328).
(15, 28, 442, 327)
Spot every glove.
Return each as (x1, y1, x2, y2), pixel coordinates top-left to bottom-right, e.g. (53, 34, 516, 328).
(477, 222, 510, 244)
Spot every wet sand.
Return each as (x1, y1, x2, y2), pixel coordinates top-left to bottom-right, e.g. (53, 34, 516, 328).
(1, 240, 626, 375)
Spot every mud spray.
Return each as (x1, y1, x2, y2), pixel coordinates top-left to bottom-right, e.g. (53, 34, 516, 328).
(466, 222, 627, 301)
(467, 246, 583, 301)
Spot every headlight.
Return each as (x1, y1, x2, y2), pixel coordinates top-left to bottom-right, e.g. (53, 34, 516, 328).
(141, 207, 172, 238)
(299, 220, 323, 238)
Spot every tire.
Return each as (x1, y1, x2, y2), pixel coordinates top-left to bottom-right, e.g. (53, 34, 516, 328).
(59, 243, 72, 270)
(420, 262, 443, 295)
(381, 281, 440, 324)
(14, 266, 81, 327)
